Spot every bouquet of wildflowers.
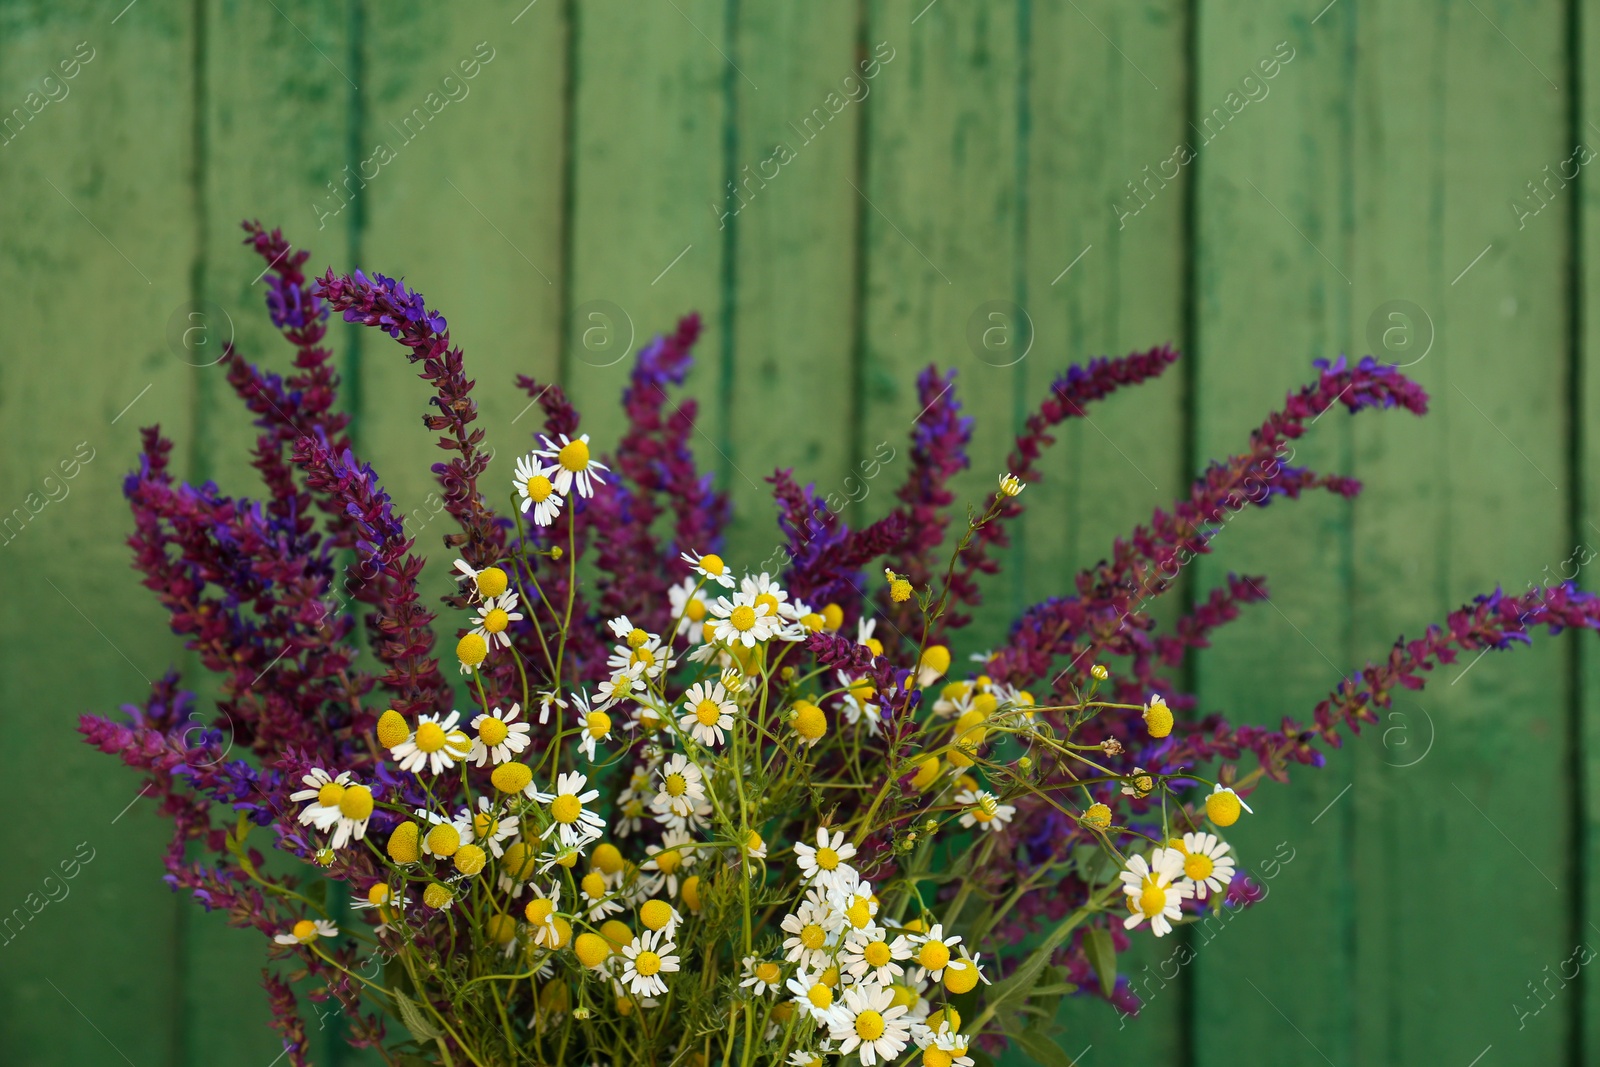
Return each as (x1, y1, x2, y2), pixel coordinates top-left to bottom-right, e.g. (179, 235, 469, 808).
(82, 222, 1600, 1067)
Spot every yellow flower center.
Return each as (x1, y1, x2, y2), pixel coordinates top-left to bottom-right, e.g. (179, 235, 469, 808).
(800, 923, 827, 950)
(806, 984, 834, 1010)
(473, 811, 499, 839)
(686, 598, 708, 621)
(316, 781, 345, 807)
(376, 709, 408, 748)
(793, 702, 826, 740)
(525, 474, 554, 502)
(475, 566, 508, 598)
(918, 941, 950, 970)
(627, 627, 650, 648)
(482, 607, 510, 634)
(423, 883, 453, 910)
(593, 842, 623, 874)
(634, 950, 662, 977)
(845, 899, 873, 929)
(730, 605, 757, 631)
(586, 711, 611, 738)
(478, 717, 509, 746)
(558, 438, 590, 472)
(1083, 803, 1112, 829)
(664, 773, 688, 798)
(819, 966, 840, 987)
(1138, 880, 1167, 917)
(292, 919, 318, 941)
(801, 612, 825, 631)
(1184, 853, 1215, 881)
(699, 553, 726, 575)
(582, 871, 607, 899)
(367, 883, 391, 906)
(632, 645, 656, 668)
(864, 940, 891, 967)
(551, 794, 582, 824)
(653, 849, 683, 876)
(524, 898, 554, 926)
(971, 804, 995, 823)
(695, 700, 723, 726)
(755, 961, 782, 984)
(1206, 790, 1243, 827)
(456, 632, 487, 667)
(492, 762, 533, 794)
(815, 846, 840, 871)
(415, 722, 447, 754)
(640, 899, 674, 930)
(426, 823, 460, 857)
(339, 785, 373, 820)
(925, 1049, 953, 1067)
(754, 592, 780, 615)
(854, 1009, 886, 1041)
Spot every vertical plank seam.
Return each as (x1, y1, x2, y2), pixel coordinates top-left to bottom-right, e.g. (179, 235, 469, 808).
(1176, 1, 1201, 1062)
(845, 0, 871, 526)
(717, 0, 740, 493)
(1564, 0, 1587, 1063)
(345, 0, 368, 455)
(556, 0, 579, 397)
(181, 0, 209, 1058)
(1009, 0, 1031, 625)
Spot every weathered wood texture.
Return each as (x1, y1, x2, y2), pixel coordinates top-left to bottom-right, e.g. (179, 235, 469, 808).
(0, 2, 1592, 1065)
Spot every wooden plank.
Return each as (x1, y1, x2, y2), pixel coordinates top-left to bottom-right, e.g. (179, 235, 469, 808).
(563, 0, 729, 518)
(192, 3, 360, 1062)
(1019, 2, 1190, 1061)
(0, 2, 194, 1064)
(1582, 1, 1600, 1058)
(720, 1, 863, 568)
(859, 0, 1024, 641)
(359, 0, 567, 645)
(1185, 7, 1358, 1065)
(1345, 3, 1574, 1064)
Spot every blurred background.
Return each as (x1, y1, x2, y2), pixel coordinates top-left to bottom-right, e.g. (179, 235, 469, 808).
(2, 1, 1597, 1064)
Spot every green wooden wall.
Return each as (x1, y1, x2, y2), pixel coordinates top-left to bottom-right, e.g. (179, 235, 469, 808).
(1, 1, 1596, 1064)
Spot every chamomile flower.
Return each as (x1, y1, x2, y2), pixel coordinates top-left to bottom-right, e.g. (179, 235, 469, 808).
(940, 951, 990, 994)
(998, 472, 1025, 497)
(781, 892, 843, 968)
(1174, 832, 1237, 899)
(795, 827, 858, 894)
(649, 754, 707, 821)
(514, 453, 566, 525)
(682, 550, 736, 588)
(530, 772, 607, 848)
(350, 883, 409, 912)
(679, 680, 737, 747)
(390, 711, 473, 775)
(472, 591, 523, 650)
(708, 590, 784, 647)
(930, 1029, 977, 1067)
(668, 576, 711, 641)
(788, 1046, 836, 1067)
(579, 870, 625, 922)
(841, 925, 912, 984)
(614, 794, 648, 838)
(741, 956, 786, 996)
(1205, 783, 1254, 827)
(740, 572, 791, 620)
(1121, 767, 1156, 799)
(467, 796, 519, 858)
(955, 789, 1016, 833)
(608, 631, 668, 683)
(830, 981, 912, 1066)
(521, 881, 564, 946)
(274, 918, 338, 945)
(291, 768, 353, 831)
(534, 432, 609, 498)
(907, 924, 963, 982)
(788, 967, 846, 1027)
(838, 672, 883, 738)
(642, 829, 697, 896)
(452, 558, 509, 602)
(1120, 847, 1193, 937)
(607, 615, 657, 645)
(619, 928, 679, 997)
(469, 703, 531, 766)
(595, 672, 640, 707)
(571, 692, 613, 761)
(535, 689, 568, 725)
(833, 880, 879, 931)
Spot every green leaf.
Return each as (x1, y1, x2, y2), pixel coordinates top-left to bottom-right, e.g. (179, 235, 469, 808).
(390, 988, 443, 1043)
(1084, 925, 1117, 997)
(303, 878, 329, 908)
